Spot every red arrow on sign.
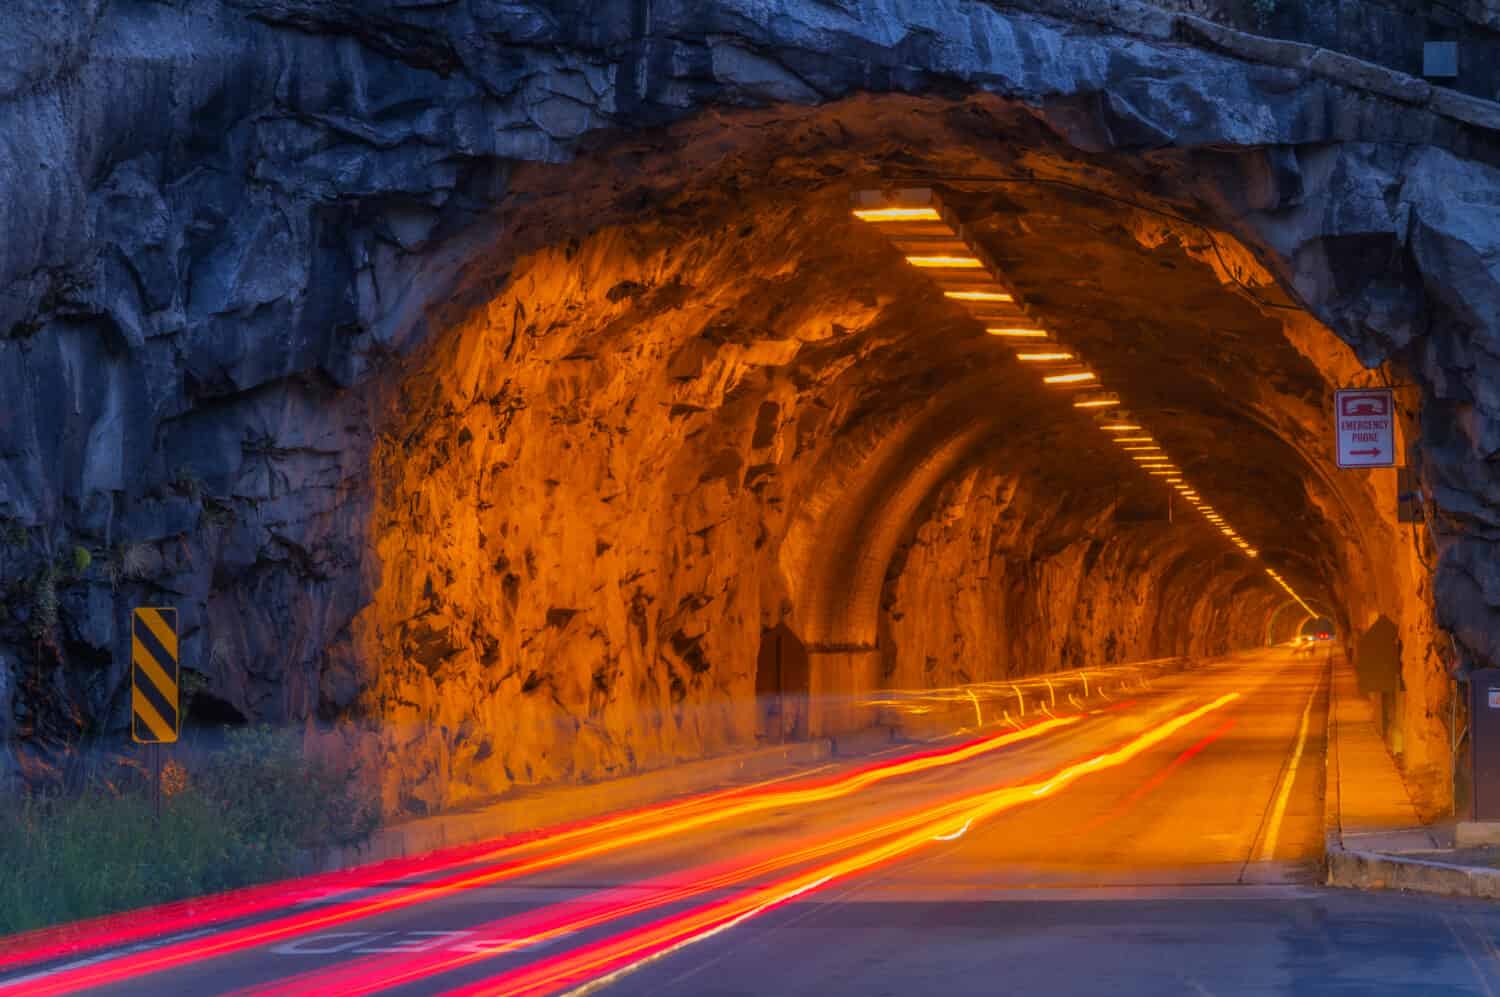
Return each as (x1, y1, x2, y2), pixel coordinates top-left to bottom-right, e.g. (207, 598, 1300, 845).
(1349, 448, 1382, 457)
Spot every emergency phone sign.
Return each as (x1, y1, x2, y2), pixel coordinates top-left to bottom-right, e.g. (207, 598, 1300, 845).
(1334, 389, 1395, 468)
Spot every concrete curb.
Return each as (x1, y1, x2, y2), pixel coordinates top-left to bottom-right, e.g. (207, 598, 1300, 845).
(313, 738, 833, 872)
(1327, 846, 1500, 899)
(307, 653, 1229, 877)
(1322, 655, 1500, 899)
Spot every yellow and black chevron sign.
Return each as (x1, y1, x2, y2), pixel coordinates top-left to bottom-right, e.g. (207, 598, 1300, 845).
(131, 607, 180, 744)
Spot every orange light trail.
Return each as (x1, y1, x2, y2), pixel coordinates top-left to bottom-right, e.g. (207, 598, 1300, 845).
(0, 717, 1080, 996)
(440, 693, 1241, 997)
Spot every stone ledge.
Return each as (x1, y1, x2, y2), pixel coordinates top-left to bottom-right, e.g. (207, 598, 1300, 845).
(313, 738, 833, 873)
(1430, 87, 1500, 133)
(1173, 14, 1316, 72)
(1308, 48, 1433, 105)
(1002, 0, 1500, 135)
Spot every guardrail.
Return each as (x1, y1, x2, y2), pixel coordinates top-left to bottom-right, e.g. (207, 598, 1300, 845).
(861, 656, 1196, 741)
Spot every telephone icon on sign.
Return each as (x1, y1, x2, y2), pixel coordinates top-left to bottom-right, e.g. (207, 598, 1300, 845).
(1339, 393, 1389, 418)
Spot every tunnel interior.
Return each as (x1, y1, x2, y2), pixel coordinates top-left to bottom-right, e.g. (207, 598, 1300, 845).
(339, 95, 1445, 817)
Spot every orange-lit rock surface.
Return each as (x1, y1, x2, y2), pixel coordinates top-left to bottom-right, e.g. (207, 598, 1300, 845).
(357, 169, 1435, 813)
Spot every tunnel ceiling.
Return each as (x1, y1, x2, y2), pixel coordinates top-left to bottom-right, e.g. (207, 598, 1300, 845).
(0, 0, 1486, 810)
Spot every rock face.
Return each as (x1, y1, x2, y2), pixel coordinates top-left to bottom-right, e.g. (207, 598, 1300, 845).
(0, 0, 1494, 814)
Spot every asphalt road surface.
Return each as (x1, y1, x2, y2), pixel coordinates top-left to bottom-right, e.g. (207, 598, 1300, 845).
(6, 646, 1500, 996)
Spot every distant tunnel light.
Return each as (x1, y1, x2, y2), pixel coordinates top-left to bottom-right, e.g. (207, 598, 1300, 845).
(1043, 371, 1096, 385)
(1100, 423, 1142, 432)
(987, 327, 1049, 338)
(1132, 454, 1170, 462)
(947, 290, 1014, 302)
(1015, 351, 1076, 362)
(1149, 470, 1175, 476)
(1073, 391, 1120, 408)
(907, 255, 983, 269)
(1122, 446, 1161, 452)
(1114, 436, 1154, 444)
(853, 207, 943, 223)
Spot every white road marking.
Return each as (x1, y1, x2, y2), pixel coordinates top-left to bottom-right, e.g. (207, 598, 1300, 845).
(1256, 674, 1321, 862)
(0, 929, 216, 987)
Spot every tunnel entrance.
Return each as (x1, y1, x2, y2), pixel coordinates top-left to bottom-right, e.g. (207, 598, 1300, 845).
(356, 95, 1451, 818)
(755, 624, 810, 743)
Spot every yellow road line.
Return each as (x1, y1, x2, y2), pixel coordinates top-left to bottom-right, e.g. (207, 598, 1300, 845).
(1256, 673, 1321, 862)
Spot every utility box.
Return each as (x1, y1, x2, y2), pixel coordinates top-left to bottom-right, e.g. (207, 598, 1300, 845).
(1424, 41, 1458, 79)
(1470, 670, 1500, 820)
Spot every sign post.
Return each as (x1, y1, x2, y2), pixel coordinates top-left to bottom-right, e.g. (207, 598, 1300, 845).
(131, 607, 180, 821)
(1334, 388, 1396, 469)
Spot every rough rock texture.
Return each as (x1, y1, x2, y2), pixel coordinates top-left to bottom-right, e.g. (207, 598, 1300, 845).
(1143, 0, 1500, 102)
(0, 0, 1494, 812)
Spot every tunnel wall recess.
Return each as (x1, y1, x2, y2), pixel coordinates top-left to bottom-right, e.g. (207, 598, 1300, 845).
(1, 0, 1495, 817)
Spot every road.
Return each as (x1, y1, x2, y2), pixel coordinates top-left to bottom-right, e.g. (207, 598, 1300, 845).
(5, 645, 1500, 995)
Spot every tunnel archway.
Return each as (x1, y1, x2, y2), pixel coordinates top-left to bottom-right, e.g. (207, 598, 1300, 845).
(7, 1, 1494, 825)
(355, 92, 1448, 814)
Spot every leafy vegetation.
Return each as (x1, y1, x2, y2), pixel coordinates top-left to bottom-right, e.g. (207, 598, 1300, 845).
(0, 726, 379, 935)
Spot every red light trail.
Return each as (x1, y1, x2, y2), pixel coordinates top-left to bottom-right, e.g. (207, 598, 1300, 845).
(0, 714, 1078, 995)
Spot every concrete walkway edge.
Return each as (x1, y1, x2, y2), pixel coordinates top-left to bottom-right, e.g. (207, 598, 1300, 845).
(1322, 654, 1500, 898)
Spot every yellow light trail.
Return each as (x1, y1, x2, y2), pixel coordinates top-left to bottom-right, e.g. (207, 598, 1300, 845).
(448, 693, 1243, 997)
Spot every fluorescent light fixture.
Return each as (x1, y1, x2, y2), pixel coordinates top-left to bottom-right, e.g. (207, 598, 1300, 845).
(1043, 371, 1096, 384)
(1073, 391, 1120, 408)
(1114, 436, 1154, 444)
(1100, 423, 1142, 432)
(986, 327, 1049, 338)
(946, 290, 1013, 302)
(907, 255, 982, 269)
(1015, 351, 1076, 362)
(853, 207, 942, 222)
(1121, 446, 1160, 452)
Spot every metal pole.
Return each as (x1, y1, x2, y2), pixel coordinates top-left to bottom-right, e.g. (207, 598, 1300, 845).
(152, 742, 161, 824)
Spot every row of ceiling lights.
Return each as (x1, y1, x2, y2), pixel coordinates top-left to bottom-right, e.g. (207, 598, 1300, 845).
(852, 188, 1317, 613)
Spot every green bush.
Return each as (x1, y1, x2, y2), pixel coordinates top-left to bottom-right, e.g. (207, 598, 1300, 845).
(0, 727, 379, 936)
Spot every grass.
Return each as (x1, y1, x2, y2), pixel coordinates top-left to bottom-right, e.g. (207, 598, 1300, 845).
(0, 726, 379, 936)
